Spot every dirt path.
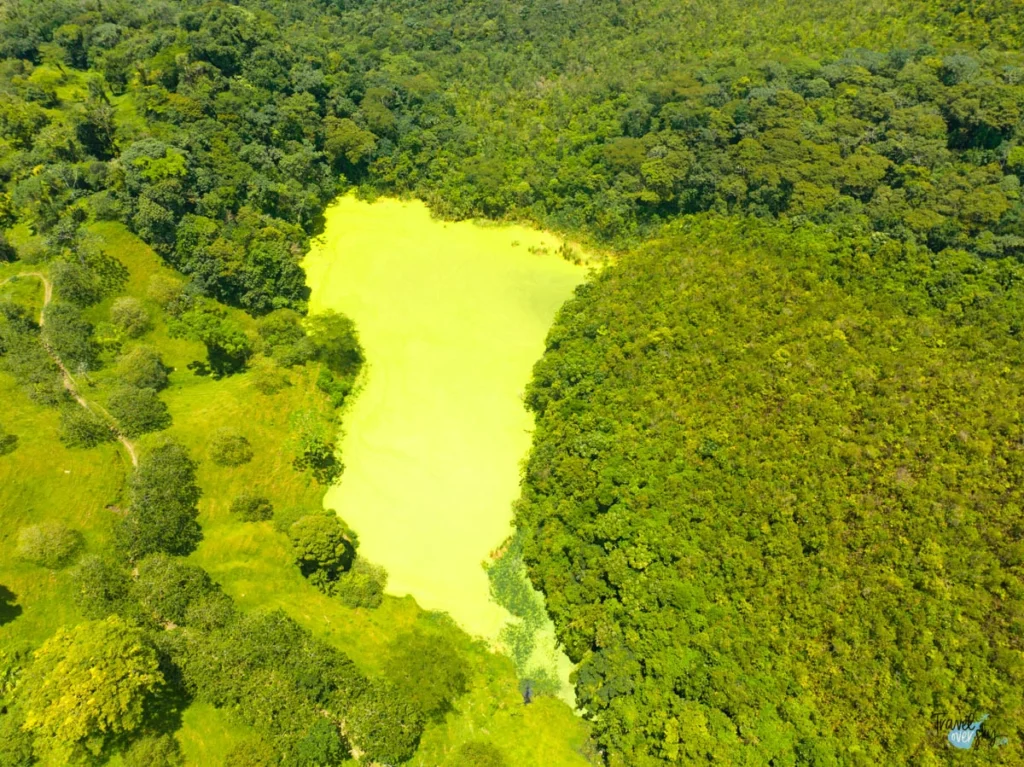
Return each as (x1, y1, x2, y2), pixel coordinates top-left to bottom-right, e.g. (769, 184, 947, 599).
(1, 271, 138, 467)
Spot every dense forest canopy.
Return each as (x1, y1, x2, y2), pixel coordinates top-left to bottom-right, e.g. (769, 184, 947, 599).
(519, 217, 1024, 765)
(1, 0, 1023, 765)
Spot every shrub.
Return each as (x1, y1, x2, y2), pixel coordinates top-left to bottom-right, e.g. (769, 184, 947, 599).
(383, 630, 469, 722)
(250, 358, 290, 394)
(229, 493, 273, 522)
(73, 555, 133, 619)
(51, 261, 101, 307)
(146, 274, 183, 308)
(273, 505, 312, 534)
(110, 296, 150, 338)
(210, 429, 254, 466)
(288, 513, 357, 580)
(58, 405, 114, 448)
(122, 734, 185, 767)
(293, 719, 347, 766)
(42, 302, 99, 370)
(224, 739, 279, 767)
(134, 554, 219, 626)
(448, 741, 508, 767)
(108, 385, 171, 437)
(116, 345, 169, 390)
(0, 232, 16, 262)
(334, 558, 387, 609)
(0, 422, 17, 455)
(293, 436, 342, 485)
(345, 681, 424, 765)
(16, 521, 83, 569)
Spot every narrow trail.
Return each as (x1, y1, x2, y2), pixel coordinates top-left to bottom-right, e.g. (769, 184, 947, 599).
(1, 271, 138, 467)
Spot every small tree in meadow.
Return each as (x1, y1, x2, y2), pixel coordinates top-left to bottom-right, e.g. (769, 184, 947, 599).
(16, 521, 83, 569)
(108, 385, 171, 437)
(210, 428, 254, 466)
(110, 296, 150, 338)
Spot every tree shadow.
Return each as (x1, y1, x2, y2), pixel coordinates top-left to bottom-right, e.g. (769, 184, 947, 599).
(0, 585, 23, 626)
(0, 433, 18, 455)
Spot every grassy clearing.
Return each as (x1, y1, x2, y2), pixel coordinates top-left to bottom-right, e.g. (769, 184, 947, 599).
(2, 221, 595, 764)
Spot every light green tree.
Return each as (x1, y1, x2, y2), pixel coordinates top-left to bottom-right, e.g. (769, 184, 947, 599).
(21, 616, 164, 763)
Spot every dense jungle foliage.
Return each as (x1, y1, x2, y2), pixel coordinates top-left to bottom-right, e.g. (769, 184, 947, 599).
(1, 0, 1023, 765)
(520, 218, 1024, 765)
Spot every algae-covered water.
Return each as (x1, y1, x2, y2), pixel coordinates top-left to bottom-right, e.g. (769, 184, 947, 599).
(302, 196, 587, 646)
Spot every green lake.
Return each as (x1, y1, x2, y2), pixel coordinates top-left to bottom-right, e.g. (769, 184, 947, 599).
(303, 195, 587, 656)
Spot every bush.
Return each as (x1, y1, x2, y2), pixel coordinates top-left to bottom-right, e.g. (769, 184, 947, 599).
(146, 274, 183, 308)
(345, 681, 424, 765)
(334, 558, 387, 609)
(250, 358, 290, 394)
(224, 739, 280, 767)
(0, 232, 16, 262)
(122, 734, 184, 767)
(134, 554, 219, 626)
(42, 302, 99, 370)
(116, 345, 169, 390)
(110, 296, 150, 338)
(51, 261, 101, 307)
(256, 309, 313, 366)
(58, 405, 114, 448)
(183, 591, 236, 631)
(448, 741, 508, 767)
(383, 630, 469, 722)
(293, 719, 347, 766)
(288, 513, 356, 580)
(273, 505, 312, 534)
(16, 521, 83, 569)
(108, 385, 171, 437)
(0, 422, 17, 455)
(306, 311, 363, 376)
(230, 493, 273, 522)
(293, 436, 342, 485)
(210, 428, 254, 466)
(73, 555, 133, 619)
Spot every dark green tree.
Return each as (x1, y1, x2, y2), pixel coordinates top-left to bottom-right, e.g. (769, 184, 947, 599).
(117, 440, 203, 560)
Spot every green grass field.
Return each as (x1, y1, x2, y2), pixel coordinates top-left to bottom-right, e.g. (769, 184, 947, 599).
(1, 216, 595, 765)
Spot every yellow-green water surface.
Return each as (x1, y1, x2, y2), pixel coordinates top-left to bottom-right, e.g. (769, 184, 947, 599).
(303, 195, 587, 639)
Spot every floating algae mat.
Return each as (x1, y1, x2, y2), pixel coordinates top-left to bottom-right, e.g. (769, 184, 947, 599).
(303, 195, 587, 655)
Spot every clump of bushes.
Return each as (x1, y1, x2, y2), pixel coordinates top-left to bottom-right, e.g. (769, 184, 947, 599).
(447, 741, 508, 767)
(334, 558, 388, 609)
(109, 296, 150, 338)
(285, 511, 386, 608)
(58, 405, 114, 448)
(108, 385, 171, 437)
(229, 493, 273, 522)
(288, 512, 357, 584)
(249, 358, 290, 394)
(0, 421, 18, 455)
(0, 232, 16, 262)
(209, 428, 253, 466)
(116, 345, 169, 390)
(16, 521, 83, 569)
(146, 274, 183, 309)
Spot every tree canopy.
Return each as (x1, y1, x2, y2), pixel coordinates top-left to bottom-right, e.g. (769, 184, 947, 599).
(518, 216, 1024, 765)
(19, 616, 164, 763)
